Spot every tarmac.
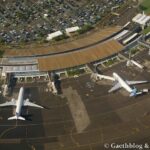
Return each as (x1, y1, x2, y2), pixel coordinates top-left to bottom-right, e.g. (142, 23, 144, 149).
(0, 50, 150, 150)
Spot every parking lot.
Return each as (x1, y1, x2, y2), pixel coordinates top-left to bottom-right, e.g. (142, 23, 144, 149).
(0, 49, 150, 150)
(0, 0, 127, 45)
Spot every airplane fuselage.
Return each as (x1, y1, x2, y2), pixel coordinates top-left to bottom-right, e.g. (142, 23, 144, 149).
(92, 72, 147, 97)
(0, 87, 43, 120)
(15, 87, 24, 117)
(113, 72, 132, 93)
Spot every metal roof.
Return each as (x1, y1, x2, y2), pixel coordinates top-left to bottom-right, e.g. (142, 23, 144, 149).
(65, 26, 80, 33)
(2, 65, 38, 73)
(1, 57, 38, 65)
(46, 31, 63, 41)
(132, 13, 150, 25)
(38, 40, 123, 71)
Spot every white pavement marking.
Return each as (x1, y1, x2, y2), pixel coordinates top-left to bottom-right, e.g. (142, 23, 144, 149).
(63, 87, 90, 133)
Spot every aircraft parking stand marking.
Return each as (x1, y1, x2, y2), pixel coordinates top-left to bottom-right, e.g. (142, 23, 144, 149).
(0, 94, 149, 129)
(0, 121, 17, 138)
(63, 86, 90, 133)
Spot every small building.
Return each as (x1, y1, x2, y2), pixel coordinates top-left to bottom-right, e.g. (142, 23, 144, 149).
(43, 13, 48, 18)
(46, 31, 63, 41)
(0, 57, 48, 81)
(132, 13, 150, 28)
(65, 26, 80, 36)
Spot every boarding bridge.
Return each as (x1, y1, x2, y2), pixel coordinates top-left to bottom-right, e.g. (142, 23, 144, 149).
(138, 41, 150, 48)
(2, 84, 8, 96)
(91, 73, 114, 82)
(47, 81, 57, 94)
(138, 41, 150, 55)
(47, 72, 61, 95)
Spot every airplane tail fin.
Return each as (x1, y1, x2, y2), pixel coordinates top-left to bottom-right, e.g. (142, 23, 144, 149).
(130, 87, 143, 97)
(130, 87, 137, 97)
(8, 116, 25, 120)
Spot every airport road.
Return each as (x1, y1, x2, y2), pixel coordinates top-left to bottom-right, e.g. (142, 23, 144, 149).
(0, 52, 150, 149)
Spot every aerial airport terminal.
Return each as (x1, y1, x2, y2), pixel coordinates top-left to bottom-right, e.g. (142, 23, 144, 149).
(0, 0, 150, 150)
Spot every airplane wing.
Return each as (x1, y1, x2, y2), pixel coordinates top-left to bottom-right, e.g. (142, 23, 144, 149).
(0, 99, 16, 107)
(126, 80, 148, 85)
(108, 82, 121, 93)
(24, 99, 43, 108)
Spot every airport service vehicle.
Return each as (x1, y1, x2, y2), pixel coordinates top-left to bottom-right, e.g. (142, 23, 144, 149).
(92, 72, 148, 97)
(0, 87, 43, 120)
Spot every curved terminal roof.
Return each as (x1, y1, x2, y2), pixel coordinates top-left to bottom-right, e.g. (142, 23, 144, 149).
(38, 40, 123, 71)
(4, 27, 121, 57)
(2, 27, 124, 72)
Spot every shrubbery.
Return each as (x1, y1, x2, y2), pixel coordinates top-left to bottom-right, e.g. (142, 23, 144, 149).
(78, 24, 94, 34)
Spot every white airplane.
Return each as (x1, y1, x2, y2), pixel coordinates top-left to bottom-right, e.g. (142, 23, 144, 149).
(92, 72, 148, 97)
(0, 87, 43, 120)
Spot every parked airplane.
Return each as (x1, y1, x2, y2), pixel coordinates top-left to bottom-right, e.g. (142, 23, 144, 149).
(92, 72, 148, 97)
(0, 87, 43, 120)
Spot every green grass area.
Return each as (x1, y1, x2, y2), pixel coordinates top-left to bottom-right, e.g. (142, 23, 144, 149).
(0, 50, 4, 58)
(78, 24, 94, 34)
(139, 0, 150, 14)
(67, 68, 85, 77)
(103, 58, 118, 67)
(143, 26, 150, 34)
